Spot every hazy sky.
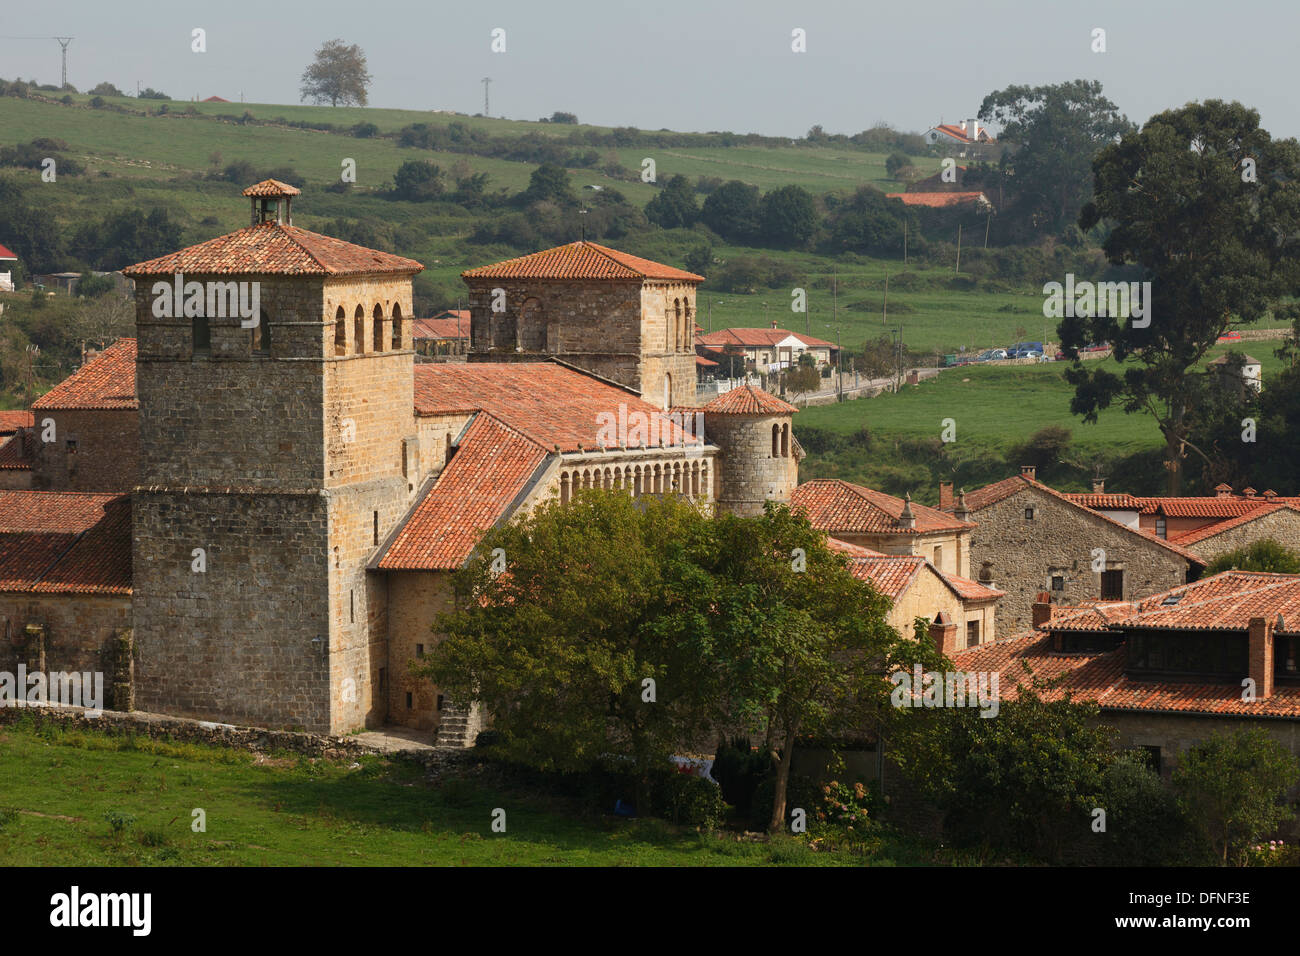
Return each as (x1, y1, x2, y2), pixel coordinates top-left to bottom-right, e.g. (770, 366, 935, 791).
(3, 0, 1295, 139)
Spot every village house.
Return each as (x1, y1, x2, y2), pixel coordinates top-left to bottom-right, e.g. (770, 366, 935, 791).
(412, 310, 470, 356)
(953, 571, 1300, 790)
(946, 468, 1204, 634)
(0, 242, 16, 292)
(696, 326, 838, 373)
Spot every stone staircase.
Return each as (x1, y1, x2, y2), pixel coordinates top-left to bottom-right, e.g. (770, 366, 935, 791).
(433, 701, 483, 750)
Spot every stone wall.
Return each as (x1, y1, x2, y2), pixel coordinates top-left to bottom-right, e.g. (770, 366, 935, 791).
(0, 594, 133, 710)
(385, 569, 452, 732)
(1185, 509, 1300, 563)
(31, 409, 138, 492)
(970, 484, 1191, 634)
(706, 413, 797, 516)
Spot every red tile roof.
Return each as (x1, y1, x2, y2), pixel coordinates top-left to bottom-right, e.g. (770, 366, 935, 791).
(0, 243, 15, 260)
(844, 554, 924, 600)
(461, 241, 702, 282)
(413, 363, 702, 453)
(793, 479, 973, 535)
(122, 222, 423, 277)
(885, 191, 988, 208)
(960, 474, 1205, 565)
(376, 414, 549, 571)
(0, 492, 131, 594)
(1062, 493, 1144, 510)
(696, 328, 837, 350)
(0, 431, 34, 471)
(241, 179, 301, 197)
(412, 316, 470, 340)
(32, 339, 137, 411)
(701, 384, 798, 416)
(943, 571, 1004, 602)
(952, 630, 1300, 719)
(0, 411, 33, 434)
(1171, 504, 1300, 546)
(931, 124, 976, 144)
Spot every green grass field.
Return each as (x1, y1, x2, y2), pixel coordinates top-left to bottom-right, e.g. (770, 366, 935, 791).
(0, 718, 949, 866)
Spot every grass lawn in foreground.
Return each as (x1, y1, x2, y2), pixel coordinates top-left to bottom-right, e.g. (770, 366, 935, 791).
(0, 719, 943, 866)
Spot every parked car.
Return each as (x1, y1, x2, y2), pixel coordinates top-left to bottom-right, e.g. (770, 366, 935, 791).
(1217, 330, 1242, 343)
(1006, 341, 1044, 358)
(975, 348, 1008, 362)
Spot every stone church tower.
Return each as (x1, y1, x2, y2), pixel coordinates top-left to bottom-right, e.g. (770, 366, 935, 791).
(460, 240, 702, 408)
(702, 384, 800, 516)
(123, 181, 424, 733)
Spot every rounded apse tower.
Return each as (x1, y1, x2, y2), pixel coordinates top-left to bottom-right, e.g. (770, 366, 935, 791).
(702, 384, 800, 516)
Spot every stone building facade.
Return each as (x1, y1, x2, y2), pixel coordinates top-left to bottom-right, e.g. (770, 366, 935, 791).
(959, 470, 1200, 634)
(461, 242, 702, 409)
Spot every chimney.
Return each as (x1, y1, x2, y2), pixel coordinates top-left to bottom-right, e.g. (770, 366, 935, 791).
(1032, 591, 1053, 629)
(959, 119, 967, 132)
(954, 489, 971, 522)
(1248, 616, 1275, 699)
(1092, 478, 1105, 494)
(770, 318, 778, 329)
(898, 493, 916, 530)
(929, 611, 958, 655)
(939, 481, 954, 512)
(1020, 465, 1036, 481)
(1243, 487, 1258, 500)
(1215, 483, 1234, 498)
(967, 119, 978, 140)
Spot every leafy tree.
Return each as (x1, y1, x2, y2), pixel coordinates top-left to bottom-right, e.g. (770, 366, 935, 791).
(892, 685, 1117, 861)
(547, 111, 578, 124)
(885, 152, 909, 177)
(90, 81, 123, 96)
(644, 175, 699, 229)
(418, 492, 725, 811)
(1173, 728, 1300, 864)
(707, 504, 933, 832)
(978, 79, 1134, 236)
(683, 242, 712, 277)
(137, 87, 169, 100)
(300, 39, 372, 107)
(75, 271, 116, 298)
(392, 160, 445, 201)
(759, 185, 818, 249)
(1204, 539, 1300, 576)
(1096, 752, 1206, 865)
(701, 180, 761, 243)
(825, 187, 909, 256)
(1065, 100, 1300, 493)
(520, 163, 576, 206)
(0, 177, 63, 272)
(70, 208, 182, 271)
(780, 362, 821, 399)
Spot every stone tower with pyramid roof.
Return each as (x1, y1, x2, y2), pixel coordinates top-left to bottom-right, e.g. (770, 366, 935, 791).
(123, 181, 424, 733)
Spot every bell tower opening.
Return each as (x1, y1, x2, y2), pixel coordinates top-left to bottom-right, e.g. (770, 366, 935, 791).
(243, 179, 301, 226)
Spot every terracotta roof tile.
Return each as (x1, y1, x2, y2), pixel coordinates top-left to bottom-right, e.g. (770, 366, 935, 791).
(844, 554, 924, 600)
(122, 222, 423, 277)
(412, 316, 470, 340)
(0, 411, 33, 434)
(885, 191, 988, 208)
(1062, 492, 1144, 510)
(1173, 504, 1300, 546)
(942, 570, 1004, 602)
(32, 339, 137, 411)
(461, 241, 702, 282)
(0, 431, 34, 471)
(952, 630, 1300, 719)
(0, 492, 131, 594)
(0, 243, 16, 260)
(241, 178, 301, 197)
(413, 363, 703, 453)
(377, 414, 549, 571)
(793, 479, 973, 535)
(696, 328, 836, 350)
(701, 384, 798, 415)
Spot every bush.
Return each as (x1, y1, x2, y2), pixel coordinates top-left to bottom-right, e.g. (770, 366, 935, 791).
(651, 768, 725, 828)
(1095, 753, 1207, 865)
(710, 737, 772, 816)
(750, 772, 821, 831)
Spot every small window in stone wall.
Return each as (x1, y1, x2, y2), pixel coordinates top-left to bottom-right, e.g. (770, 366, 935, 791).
(65, 440, 77, 454)
(416, 644, 425, 657)
(1024, 507, 1035, 520)
(1051, 574, 1064, 591)
(373, 510, 379, 546)
(193, 315, 211, 354)
(437, 694, 444, 711)
(966, 620, 980, 648)
(406, 692, 413, 709)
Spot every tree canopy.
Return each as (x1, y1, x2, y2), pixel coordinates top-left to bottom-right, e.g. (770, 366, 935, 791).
(300, 39, 372, 107)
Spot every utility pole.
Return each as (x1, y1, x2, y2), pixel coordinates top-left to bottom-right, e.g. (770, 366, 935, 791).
(984, 211, 991, 249)
(882, 271, 889, 327)
(481, 77, 491, 116)
(955, 224, 962, 275)
(903, 220, 908, 265)
(55, 37, 72, 88)
(836, 329, 842, 402)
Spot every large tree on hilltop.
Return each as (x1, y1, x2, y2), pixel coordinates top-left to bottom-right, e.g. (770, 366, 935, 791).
(1064, 100, 1300, 494)
(300, 39, 372, 107)
(978, 80, 1134, 236)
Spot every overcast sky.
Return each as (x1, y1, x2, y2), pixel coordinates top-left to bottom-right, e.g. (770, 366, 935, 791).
(3, 0, 1294, 139)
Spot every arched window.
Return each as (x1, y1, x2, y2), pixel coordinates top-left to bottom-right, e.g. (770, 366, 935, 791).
(772, 423, 780, 458)
(251, 309, 270, 354)
(392, 303, 403, 350)
(781, 422, 789, 457)
(354, 305, 365, 355)
(334, 306, 346, 356)
(683, 302, 693, 351)
(673, 299, 682, 352)
(193, 314, 211, 355)
(373, 304, 386, 352)
(663, 373, 672, 410)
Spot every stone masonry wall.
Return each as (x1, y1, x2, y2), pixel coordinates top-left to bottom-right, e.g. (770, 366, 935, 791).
(970, 485, 1191, 635)
(1185, 509, 1300, 563)
(0, 593, 132, 710)
(707, 413, 797, 516)
(32, 409, 138, 493)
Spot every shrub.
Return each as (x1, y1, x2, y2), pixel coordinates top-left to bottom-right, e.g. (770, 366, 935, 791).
(650, 768, 724, 828)
(750, 772, 821, 832)
(710, 737, 772, 816)
(104, 811, 136, 835)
